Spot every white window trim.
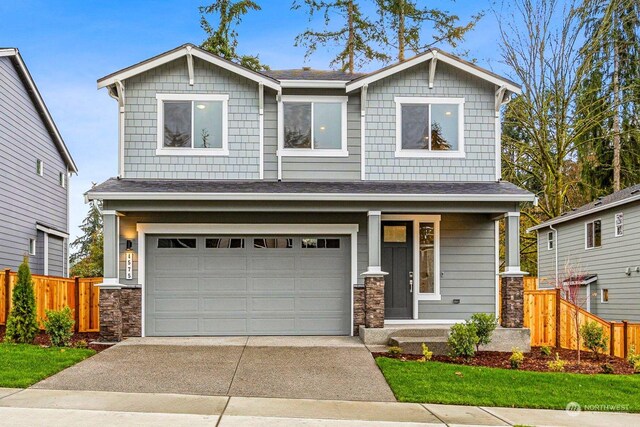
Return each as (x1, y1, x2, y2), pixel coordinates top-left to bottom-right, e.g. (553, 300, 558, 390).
(136, 223, 359, 337)
(156, 93, 229, 156)
(601, 288, 609, 303)
(36, 159, 44, 176)
(614, 212, 624, 237)
(59, 172, 66, 188)
(381, 215, 442, 321)
(29, 238, 36, 256)
(277, 95, 349, 157)
(394, 97, 465, 158)
(584, 219, 602, 250)
(547, 231, 554, 250)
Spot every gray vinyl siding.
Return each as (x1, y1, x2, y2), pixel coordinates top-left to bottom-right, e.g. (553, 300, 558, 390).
(537, 201, 640, 321)
(123, 57, 261, 179)
(47, 235, 65, 277)
(418, 214, 497, 320)
(365, 62, 497, 181)
(0, 56, 69, 275)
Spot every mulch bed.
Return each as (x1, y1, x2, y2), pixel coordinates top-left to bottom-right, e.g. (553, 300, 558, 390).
(0, 325, 104, 352)
(374, 346, 636, 375)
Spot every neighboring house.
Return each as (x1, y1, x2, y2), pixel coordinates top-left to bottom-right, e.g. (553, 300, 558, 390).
(530, 184, 640, 322)
(0, 48, 77, 277)
(87, 43, 533, 340)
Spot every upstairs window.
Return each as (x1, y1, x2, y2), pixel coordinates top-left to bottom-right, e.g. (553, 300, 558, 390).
(29, 238, 36, 255)
(59, 172, 66, 188)
(156, 94, 228, 156)
(547, 231, 554, 250)
(615, 212, 623, 237)
(36, 159, 44, 176)
(394, 97, 465, 158)
(585, 219, 601, 249)
(279, 96, 347, 156)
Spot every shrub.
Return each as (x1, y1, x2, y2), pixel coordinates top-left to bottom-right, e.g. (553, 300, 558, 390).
(448, 322, 479, 359)
(387, 346, 403, 355)
(74, 339, 88, 349)
(5, 258, 39, 344)
(540, 345, 552, 357)
(43, 307, 75, 347)
(510, 348, 524, 369)
(469, 313, 498, 351)
(580, 321, 608, 359)
(421, 343, 433, 361)
(627, 345, 640, 366)
(601, 363, 614, 374)
(548, 353, 566, 372)
(633, 360, 640, 374)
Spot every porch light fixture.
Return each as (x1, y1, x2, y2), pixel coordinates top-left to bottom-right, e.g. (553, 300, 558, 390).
(126, 240, 133, 251)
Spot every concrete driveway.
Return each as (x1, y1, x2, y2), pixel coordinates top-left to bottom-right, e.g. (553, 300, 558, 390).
(33, 336, 396, 402)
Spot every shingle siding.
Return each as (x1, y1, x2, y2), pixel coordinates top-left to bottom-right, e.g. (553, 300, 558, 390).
(537, 201, 640, 321)
(365, 62, 497, 181)
(0, 56, 69, 275)
(123, 57, 261, 179)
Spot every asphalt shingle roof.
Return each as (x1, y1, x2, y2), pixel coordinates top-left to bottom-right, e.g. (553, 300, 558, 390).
(261, 69, 365, 81)
(88, 178, 532, 198)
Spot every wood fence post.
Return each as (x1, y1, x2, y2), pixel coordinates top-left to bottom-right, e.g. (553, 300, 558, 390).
(4, 269, 10, 323)
(555, 288, 561, 348)
(74, 277, 80, 333)
(610, 322, 615, 357)
(623, 320, 629, 359)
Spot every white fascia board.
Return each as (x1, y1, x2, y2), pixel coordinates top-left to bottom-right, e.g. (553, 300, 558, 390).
(346, 50, 521, 94)
(87, 191, 535, 203)
(0, 48, 18, 57)
(36, 224, 69, 239)
(279, 80, 348, 89)
(97, 46, 280, 91)
(527, 194, 640, 232)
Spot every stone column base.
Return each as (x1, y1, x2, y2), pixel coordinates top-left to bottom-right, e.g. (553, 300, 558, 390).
(99, 288, 122, 342)
(501, 274, 524, 328)
(364, 275, 385, 328)
(353, 286, 365, 335)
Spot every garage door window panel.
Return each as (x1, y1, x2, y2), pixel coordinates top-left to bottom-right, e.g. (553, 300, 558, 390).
(302, 238, 341, 249)
(254, 238, 293, 249)
(206, 238, 245, 248)
(157, 238, 197, 249)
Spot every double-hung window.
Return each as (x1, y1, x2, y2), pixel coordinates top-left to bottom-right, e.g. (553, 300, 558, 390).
(156, 94, 228, 156)
(585, 219, 602, 249)
(394, 97, 465, 158)
(547, 231, 554, 250)
(279, 96, 348, 157)
(614, 213, 623, 237)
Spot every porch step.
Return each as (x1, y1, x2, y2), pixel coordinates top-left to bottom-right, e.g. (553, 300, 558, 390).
(388, 327, 449, 338)
(388, 336, 449, 356)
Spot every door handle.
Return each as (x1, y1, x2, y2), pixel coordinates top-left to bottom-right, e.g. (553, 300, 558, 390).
(409, 271, 413, 293)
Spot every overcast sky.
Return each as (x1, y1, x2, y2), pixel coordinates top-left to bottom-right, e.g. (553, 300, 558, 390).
(0, 0, 513, 244)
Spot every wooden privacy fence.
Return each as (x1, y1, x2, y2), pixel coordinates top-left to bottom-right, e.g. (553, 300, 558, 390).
(0, 269, 100, 333)
(524, 288, 640, 359)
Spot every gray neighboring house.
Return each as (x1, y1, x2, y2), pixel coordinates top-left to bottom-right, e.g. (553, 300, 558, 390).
(530, 184, 640, 322)
(87, 44, 533, 341)
(0, 48, 77, 277)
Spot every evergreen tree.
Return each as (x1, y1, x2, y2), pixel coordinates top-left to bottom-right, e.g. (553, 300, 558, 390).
(578, 0, 640, 192)
(376, 0, 482, 61)
(200, 0, 269, 71)
(293, 0, 388, 73)
(70, 200, 103, 278)
(5, 258, 39, 344)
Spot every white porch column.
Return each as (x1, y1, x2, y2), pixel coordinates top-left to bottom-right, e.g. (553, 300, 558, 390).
(501, 211, 527, 329)
(98, 210, 123, 289)
(366, 211, 382, 274)
(504, 212, 522, 274)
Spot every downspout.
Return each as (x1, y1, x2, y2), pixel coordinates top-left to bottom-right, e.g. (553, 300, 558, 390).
(550, 224, 558, 287)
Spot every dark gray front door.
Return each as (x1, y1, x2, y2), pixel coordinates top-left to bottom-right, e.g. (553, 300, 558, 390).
(381, 221, 413, 319)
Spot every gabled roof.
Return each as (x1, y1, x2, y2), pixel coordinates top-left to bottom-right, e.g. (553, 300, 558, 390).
(528, 183, 640, 232)
(97, 43, 521, 95)
(345, 48, 521, 93)
(0, 48, 78, 173)
(86, 178, 535, 202)
(97, 43, 280, 91)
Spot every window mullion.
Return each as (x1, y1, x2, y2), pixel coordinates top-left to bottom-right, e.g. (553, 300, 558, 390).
(310, 102, 315, 150)
(428, 104, 432, 151)
(191, 101, 195, 148)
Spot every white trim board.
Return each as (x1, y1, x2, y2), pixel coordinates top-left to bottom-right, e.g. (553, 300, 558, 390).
(36, 224, 69, 239)
(135, 223, 359, 337)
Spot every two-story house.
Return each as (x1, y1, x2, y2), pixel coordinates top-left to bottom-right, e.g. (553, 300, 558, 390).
(530, 184, 640, 322)
(87, 44, 533, 341)
(0, 48, 77, 277)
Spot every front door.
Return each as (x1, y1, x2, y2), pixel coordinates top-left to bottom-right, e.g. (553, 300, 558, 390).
(381, 221, 413, 319)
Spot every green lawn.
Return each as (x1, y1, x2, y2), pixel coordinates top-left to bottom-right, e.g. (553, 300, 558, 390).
(0, 344, 95, 388)
(376, 357, 640, 412)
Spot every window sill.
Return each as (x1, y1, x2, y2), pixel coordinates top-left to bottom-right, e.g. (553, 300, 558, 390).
(395, 150, 466, 159)
(417, 294, 442, 301)
(278, 149, 349, 158)
(155, 148, 229, 157)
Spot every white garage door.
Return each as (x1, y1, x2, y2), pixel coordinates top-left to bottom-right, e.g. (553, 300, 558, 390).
(145, 235, 351, 336)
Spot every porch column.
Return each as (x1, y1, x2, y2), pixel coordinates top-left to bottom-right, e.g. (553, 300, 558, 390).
(363, 211, 387, 328)
(97, 210, 124, 342)
(501, 212, 527, 328)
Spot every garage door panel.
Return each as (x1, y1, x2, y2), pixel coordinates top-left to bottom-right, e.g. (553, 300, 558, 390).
(145, 234, 350, 336)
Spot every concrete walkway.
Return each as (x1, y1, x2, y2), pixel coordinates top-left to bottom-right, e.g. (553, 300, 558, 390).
(0, 388, 638, 426)
(33, 337, 395, 401)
